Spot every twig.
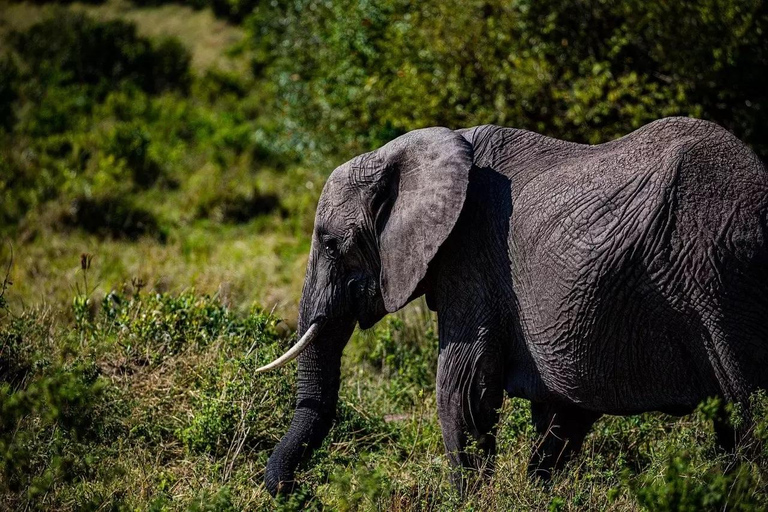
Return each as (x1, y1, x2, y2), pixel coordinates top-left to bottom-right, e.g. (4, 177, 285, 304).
(0, 241, 13, 311)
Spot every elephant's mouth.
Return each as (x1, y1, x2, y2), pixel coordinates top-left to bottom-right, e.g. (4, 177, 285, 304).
(348, 275, 385, 329)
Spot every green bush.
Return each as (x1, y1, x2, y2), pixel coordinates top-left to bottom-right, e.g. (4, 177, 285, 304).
(0, 13, 199, 234)
(632, 455, 763, 511)
(0, 362, 125, 505)
(249, 0, 768, 160)
(20, 84, 93, 137)
(62, 195, 165, 241)
(103, 122, 165, 188)
(196, 188, 281, 223)
(11, 11, 191, 95)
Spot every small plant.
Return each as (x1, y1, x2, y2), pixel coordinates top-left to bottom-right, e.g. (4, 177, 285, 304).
(326, 463, 391, 511)
(73, 253, 95, 328)
(10, 11, 191, 95)
(631, 453, 764, 511)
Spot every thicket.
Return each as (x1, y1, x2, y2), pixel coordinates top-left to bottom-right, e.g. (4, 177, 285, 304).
(0, 285, 296, 510)
(0, 10, 296, 240)
(249, 0, 768, 160)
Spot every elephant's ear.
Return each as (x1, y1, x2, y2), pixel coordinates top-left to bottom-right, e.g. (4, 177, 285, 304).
(370, 127, 473, 312)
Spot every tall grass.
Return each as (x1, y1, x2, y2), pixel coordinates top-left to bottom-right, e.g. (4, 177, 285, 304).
(1, 270, 766, 510)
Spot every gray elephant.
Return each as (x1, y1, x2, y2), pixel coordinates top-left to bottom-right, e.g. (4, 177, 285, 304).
(257, 117, 768, 495)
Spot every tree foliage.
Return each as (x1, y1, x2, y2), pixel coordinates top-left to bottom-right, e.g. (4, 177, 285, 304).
(250, 0, 768, 159)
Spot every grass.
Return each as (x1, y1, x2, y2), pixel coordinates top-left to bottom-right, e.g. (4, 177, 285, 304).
(3, 225, 307, 325)
(2, 277, 766, 510)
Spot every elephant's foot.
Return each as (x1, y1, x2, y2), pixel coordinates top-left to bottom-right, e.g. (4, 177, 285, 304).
(442, 429, 498, 496)
(713, 404, 739, 453)
(714, 408, 763, 461)
(528, 402, 601, 481)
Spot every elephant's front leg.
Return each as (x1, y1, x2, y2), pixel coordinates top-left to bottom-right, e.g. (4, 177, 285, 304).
(436, 327, 505, 494)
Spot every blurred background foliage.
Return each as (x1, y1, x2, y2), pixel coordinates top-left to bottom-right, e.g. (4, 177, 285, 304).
(1, 0, 767, 509)
(250, 0, 768, 155)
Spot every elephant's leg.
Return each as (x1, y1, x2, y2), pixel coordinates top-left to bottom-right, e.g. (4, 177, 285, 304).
(713, 411, 737, 453)
(436, 332, 505, 494)
(702, 315, 766, 454)
(528, 402, 601, 480)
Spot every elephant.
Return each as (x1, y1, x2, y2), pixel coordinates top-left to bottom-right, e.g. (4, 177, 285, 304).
(257, 116, 768, 496)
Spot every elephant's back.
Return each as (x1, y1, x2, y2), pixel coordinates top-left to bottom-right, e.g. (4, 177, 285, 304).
(499, 117, 768, 273)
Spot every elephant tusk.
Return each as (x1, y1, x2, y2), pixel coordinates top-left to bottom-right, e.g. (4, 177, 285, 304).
(255, 322, 322, 373)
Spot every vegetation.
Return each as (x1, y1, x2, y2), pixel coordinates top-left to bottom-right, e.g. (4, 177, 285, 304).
(1, 0, 767, 509)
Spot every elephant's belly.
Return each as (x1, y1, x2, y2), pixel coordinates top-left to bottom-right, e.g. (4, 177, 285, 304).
(518, 301, 721, 414)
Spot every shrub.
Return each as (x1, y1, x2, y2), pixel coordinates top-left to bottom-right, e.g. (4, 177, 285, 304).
(20, 85, 93, 137)
(62, 195, 165, 241)
(0, 362, 125, 504)
(11, 11, 191, 96)
(631, 455, 764, 511)
(249, 0, 768, 160)
(196, 188, 281, 223)
(104, 122, 164, 188)
(0, 330, 33, 390)
(196, 68, 249, 101)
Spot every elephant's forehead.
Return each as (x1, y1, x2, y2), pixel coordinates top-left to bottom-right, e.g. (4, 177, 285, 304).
(319, 162, 356, 210)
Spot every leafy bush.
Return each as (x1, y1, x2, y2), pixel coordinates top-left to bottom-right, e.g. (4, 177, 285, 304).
(103, 122, 165, 188)
(0, 289, 296, 509)
(11, 11, 191, 96)
(631, 455, 763, 511)
(62, 195, 165, 241)
(249, 0, 768, 160)
(196, 188, 281, 223)
(0, 13, 197, 234)
(0, 332, 32, 389)
(0, 362, 126, 508)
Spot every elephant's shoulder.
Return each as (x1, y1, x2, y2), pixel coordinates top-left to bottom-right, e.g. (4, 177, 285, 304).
(460, 124, 587, 172)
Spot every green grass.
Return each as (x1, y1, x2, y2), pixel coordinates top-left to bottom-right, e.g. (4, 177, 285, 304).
(2, 283, 766, 510)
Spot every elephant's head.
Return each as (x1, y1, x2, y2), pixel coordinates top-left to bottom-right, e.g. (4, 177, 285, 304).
(258, 127, 474, 495)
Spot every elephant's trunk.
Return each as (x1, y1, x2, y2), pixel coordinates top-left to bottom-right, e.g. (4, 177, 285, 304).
(264, 317, 353, 495)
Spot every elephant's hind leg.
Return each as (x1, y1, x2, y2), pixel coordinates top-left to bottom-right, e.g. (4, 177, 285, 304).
(528, 402, 601, 481)
(701, 296, 768, 454)
(713, 404, 739, 453)
(436, 328, 505, 494)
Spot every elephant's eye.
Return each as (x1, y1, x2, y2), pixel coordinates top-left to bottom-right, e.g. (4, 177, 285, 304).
(323, 238, 340, 260)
